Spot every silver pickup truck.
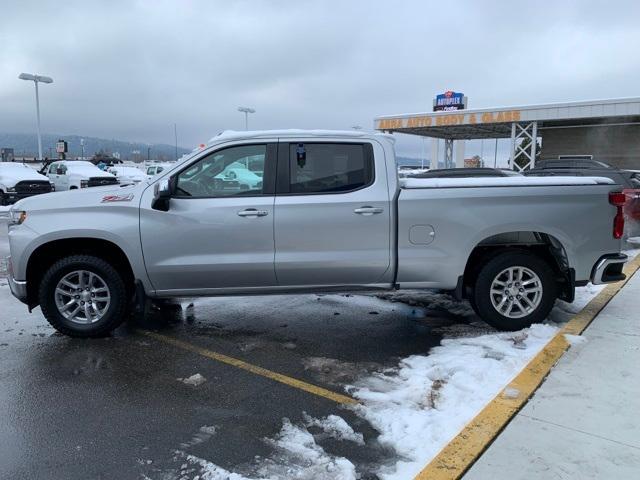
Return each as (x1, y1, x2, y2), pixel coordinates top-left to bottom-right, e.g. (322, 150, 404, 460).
(6, 130, 628, 337)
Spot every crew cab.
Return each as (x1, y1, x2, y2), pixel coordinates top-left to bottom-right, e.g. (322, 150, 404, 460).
(6, 130, 629, 337)
(45, 160, 118, 190)
(0, 163, 53, 205)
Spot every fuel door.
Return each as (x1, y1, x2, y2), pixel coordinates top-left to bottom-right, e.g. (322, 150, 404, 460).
(409, 224, 436, 245)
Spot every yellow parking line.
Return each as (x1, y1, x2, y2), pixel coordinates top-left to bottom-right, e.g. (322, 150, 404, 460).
(142, 330, 358, 406)
(415, 254, 640, 480)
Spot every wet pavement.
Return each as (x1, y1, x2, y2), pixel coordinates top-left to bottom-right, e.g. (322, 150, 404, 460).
(0, 220, 483, 479)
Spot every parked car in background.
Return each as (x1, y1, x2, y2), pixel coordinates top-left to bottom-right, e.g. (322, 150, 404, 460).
(6, 130, 629, 337)
(45, 160, 119, 191)
(108, 165, 147, 186)
(144, 163, 173, 180)
(526, 158, 640, 237)
(215, 161, 263, 190)
(0, 163, 53, 205)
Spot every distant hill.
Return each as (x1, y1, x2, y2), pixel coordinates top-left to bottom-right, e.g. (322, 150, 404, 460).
(0, 133, 190, 162)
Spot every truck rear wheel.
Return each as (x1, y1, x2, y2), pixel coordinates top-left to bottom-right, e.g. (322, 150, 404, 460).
(472, 251, 557, 331)
(39, 255, 129, 337)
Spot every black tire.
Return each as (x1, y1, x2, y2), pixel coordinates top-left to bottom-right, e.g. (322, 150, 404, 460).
(467, 295, 480, 316)
(472, 251, 557, 331)
(39, 255, 129, 337)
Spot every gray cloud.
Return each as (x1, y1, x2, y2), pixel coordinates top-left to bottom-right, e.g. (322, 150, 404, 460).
(1, 0, 639, 156)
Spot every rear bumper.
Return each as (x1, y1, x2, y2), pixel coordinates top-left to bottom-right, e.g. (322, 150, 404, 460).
(6, 256, 28, 304)
(590, 253, 628, 285)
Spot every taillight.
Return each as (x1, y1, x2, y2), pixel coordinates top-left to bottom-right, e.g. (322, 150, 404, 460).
(609, 191, 626, 239)
(609, 192, 626, 206)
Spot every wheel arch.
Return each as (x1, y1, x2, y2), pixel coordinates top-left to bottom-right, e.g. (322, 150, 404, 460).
(25, 237, 135, 310)
(460, 231, 574, 302)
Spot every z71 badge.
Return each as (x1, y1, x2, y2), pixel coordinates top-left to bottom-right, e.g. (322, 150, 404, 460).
(101, 194, 134, 203)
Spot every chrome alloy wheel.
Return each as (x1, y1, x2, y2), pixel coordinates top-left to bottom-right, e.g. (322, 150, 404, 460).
(54, 270, 111, 324)
(489, 266, 543, 319)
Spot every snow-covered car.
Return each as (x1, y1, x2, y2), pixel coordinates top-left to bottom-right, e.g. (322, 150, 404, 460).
(45, 160, 118, 191)
(0, 162, 53, 205)
(215, 161, 263, 190)
(108, 165, 147, 186)
(144, 163, 173, 180)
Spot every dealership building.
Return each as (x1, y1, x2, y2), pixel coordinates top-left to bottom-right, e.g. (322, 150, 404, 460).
(374, 96, 640, 171)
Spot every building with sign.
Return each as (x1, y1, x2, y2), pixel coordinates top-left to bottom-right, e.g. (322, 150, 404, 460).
(375, 97, 640, 171)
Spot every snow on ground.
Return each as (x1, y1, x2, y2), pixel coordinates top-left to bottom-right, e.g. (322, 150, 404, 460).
(161, 277, 622, 480)
(302, 413, 364, 445)
(347, 324, 558, 480)
(376, 290, 475, 317)
(178, 373, 207, 386)
(174, 416, 361, 480)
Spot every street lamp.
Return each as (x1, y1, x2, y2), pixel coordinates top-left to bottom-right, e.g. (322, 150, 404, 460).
(237, 106, 255, 130)
(19, 72, 53, 161)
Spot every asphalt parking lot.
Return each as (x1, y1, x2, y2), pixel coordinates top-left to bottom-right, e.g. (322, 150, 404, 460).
(0, 220, 486, 480)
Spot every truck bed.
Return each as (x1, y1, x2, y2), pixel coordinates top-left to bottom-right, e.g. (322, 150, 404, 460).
(396, 178, 621, 290)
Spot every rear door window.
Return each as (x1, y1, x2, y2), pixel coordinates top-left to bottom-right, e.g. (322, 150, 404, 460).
(285, 143, 373, 194)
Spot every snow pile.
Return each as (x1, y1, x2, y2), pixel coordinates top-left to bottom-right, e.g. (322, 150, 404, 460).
(174, 415, 361, 480)
(303, 413, 364, 445)
(180, 453, 251, 480)
(347, 324, 558, 480)
(178, 373, 207, 386)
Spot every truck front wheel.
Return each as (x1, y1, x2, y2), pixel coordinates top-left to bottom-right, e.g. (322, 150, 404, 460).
(472, 251, 557, 331)
(39, 255, 129, 337)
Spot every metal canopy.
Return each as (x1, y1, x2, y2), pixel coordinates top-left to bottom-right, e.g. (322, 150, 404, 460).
(375, 97, 640, 140)
(375, 97, 640, 170)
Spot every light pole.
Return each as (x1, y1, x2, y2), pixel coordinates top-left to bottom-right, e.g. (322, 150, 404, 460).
(80, 138, 85, 160)
(19, 73, 53, 161)
(237, 107, 255, 130)
(174, 123, 178, 160)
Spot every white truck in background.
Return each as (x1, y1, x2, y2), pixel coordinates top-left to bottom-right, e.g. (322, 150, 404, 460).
(45, 161, 119, 191)
(0, 163, 53, 205)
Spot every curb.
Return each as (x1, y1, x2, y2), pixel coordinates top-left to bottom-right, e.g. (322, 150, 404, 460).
(414, 253, 640, 480)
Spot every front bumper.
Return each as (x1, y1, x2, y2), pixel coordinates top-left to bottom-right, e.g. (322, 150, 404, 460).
(590, 253, 628, 285)
(3, 191, 51, 205)
(6, 256, 28, 304)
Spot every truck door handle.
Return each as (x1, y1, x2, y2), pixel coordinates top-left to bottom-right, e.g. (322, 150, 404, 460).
(354, 206, 383, 216)
(237, 208, 268, 217)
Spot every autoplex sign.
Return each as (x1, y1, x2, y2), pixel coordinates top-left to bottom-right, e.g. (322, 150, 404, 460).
(376, 110, 522, 130)
(434, 91, 466, 111)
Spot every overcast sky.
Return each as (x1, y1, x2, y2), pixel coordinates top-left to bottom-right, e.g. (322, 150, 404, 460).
(1, 0, 639, 158)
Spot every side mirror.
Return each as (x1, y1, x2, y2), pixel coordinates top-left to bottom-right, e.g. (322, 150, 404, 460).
(152, 177, 174, 211)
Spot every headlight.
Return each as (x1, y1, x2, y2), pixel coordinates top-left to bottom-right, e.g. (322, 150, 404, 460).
(80, 180, 89, 188)
(6, 187, 16, 193)
(9, 210, 27, 225)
